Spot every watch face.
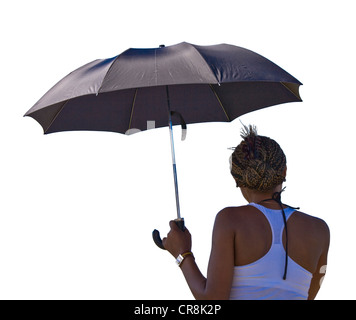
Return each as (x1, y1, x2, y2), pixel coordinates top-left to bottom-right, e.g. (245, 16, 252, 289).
(176, 255, 183, 265)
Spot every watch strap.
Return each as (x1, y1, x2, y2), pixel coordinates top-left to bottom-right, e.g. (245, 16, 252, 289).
(175, 251, 194, 267)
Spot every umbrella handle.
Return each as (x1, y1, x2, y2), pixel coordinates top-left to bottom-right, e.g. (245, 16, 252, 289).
(152, 218, 185, 250)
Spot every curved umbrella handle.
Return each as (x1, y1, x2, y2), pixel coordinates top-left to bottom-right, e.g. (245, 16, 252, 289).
(152, 218, 185, 250)
(152, 229, 165, 250)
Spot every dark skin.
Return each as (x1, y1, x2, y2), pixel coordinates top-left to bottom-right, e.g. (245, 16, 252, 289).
(162, 176, 330, 300)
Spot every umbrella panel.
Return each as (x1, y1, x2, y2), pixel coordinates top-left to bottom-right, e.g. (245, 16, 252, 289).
(213, 81, 301, 121)
(28, 82, 300, 135)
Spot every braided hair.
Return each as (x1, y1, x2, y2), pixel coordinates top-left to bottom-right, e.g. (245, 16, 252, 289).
(230, 125, 286, 192)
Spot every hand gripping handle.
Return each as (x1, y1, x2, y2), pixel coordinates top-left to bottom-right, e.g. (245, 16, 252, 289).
(152, 218, 185, 250)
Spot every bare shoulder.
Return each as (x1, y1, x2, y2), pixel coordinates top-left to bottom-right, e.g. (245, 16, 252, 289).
(211, 206, 251, 239)
(216, 205, 253, 217)
(293, 210, 329, 229)
(292, 210, 330, 242)
(214, 206, 256, 227)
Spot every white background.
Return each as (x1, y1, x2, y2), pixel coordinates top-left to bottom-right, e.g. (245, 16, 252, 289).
(1, 0, 354, 299)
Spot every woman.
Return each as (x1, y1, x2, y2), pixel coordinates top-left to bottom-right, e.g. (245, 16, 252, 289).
(162, 125, 330, 300)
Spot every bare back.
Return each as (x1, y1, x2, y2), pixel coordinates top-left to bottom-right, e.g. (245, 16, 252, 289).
(227, 204, 330, 299)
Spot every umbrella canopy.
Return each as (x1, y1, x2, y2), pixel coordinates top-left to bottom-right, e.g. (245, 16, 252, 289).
(25, 42, 302, 249)
(25, 42, 302, 135)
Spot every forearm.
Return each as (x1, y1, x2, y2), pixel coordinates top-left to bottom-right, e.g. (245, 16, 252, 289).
(163, 212, 235, 300)
(180, 256, 207, 300)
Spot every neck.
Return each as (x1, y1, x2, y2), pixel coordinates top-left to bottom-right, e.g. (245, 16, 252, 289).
(241, 185, 283, 204)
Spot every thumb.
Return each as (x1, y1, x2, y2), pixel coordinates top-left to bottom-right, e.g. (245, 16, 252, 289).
(162, 237, 167, 249)
(169, 220, 180, 231)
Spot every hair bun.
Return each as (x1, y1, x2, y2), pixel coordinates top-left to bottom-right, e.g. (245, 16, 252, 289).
(231, 125, 286, 192)
(243, 160, 277, 191)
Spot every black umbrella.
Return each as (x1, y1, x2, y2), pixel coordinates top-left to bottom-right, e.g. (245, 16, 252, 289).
(24, 42, 302, 249)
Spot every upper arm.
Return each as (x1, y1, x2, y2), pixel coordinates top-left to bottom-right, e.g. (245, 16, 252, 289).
(205, 208, 235, 300)
(308, 220, 330, 300)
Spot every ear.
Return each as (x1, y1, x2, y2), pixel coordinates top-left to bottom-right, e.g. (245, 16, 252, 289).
(240, 187, 250, 202)
(283, 166, 287, 179)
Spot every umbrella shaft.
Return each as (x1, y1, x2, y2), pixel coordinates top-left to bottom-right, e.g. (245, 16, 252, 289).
(167, 87, 181, 220)
(169, 121, 181, 220)
(172, 163, 181, 219)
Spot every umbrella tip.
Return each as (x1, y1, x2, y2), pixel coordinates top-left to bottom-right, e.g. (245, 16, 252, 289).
(159, 44, 165, 48)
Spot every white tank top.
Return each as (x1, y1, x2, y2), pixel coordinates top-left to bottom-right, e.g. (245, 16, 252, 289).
(229, 203, 312, 300)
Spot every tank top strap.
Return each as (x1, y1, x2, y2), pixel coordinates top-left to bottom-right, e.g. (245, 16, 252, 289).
(248, 203, 295, 244)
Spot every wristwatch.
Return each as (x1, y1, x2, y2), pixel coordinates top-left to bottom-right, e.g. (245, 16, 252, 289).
(175, 252, 194, 267)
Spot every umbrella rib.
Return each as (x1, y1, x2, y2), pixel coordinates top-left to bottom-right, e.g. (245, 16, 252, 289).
(44, 101, 68, 133)
(128, 88, 138, 130)
(189, 44, 220, 84)
(97, 53, 124, 94)
(280, 82, 302, 100)
(209, 84, 230, 121)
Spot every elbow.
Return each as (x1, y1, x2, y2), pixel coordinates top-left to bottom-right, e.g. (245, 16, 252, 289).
(194, 288, 230, 300)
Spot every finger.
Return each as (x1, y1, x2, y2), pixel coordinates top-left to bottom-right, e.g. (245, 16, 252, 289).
(169, 220, 180, 231)
(170, 220, 187, 232)
(162, 237, 167, 248)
